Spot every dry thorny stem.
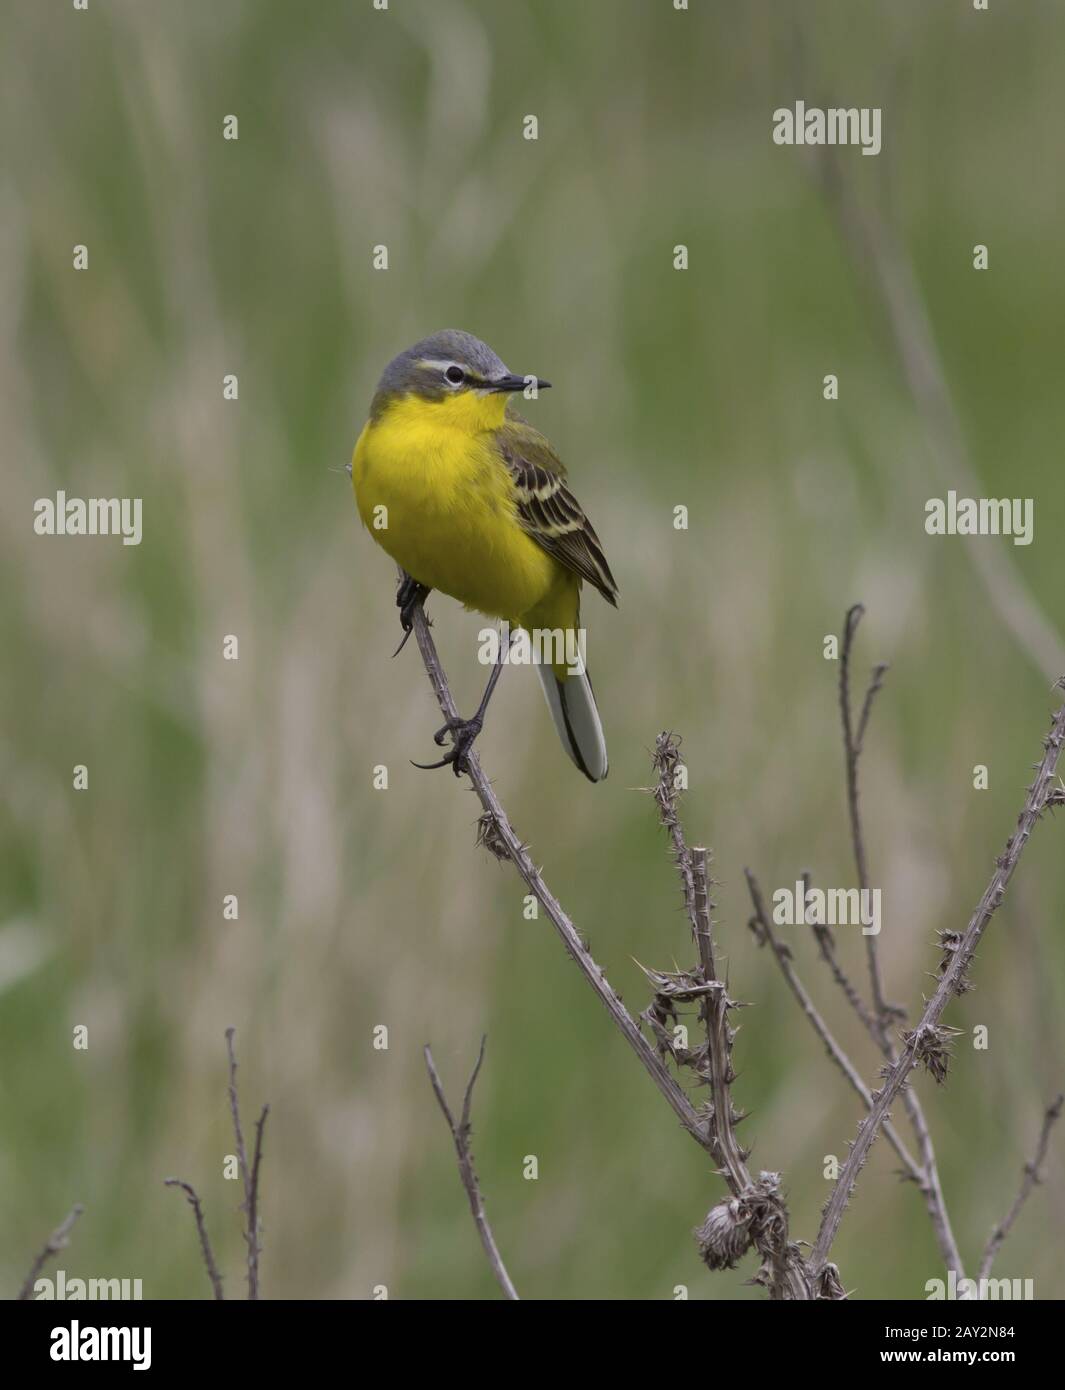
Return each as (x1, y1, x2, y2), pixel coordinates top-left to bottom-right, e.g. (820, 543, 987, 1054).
(809, 666, 1065, 1280)
(646, 736, 807, 1297)
(424, 1037, 519, 1300)
(16, 1204, 84, 1301)
(409, 586, 1065, 1299)
(978, 1093, 1064, 1283)
(162, 1180, 225, 1301)
(165, 1027, 269, 1300)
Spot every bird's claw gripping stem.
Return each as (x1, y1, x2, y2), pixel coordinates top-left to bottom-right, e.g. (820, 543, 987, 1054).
(393, 575, 430, 657)
(412, 716, 484, 777)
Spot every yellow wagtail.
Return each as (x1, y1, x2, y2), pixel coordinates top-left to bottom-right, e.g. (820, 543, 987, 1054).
(352, 330, 617, 780)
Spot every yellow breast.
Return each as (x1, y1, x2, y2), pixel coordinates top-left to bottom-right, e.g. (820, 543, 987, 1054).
(352, 393, 562, 624)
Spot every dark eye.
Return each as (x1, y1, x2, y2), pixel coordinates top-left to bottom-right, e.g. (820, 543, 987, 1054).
(445, 365, 465, 385)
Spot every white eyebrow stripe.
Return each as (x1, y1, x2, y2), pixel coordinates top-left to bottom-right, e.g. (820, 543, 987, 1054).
(418, 358, 469, 373)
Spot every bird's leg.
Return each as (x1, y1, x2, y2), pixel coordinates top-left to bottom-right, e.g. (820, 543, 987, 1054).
(413, 625, 513, 778)
(393, 571, 431, 657)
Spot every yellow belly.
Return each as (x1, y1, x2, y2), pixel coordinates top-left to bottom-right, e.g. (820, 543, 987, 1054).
(352, 405, 569, 626)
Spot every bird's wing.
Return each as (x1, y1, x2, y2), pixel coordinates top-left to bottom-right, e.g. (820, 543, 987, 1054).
(495, 413, 618, 606)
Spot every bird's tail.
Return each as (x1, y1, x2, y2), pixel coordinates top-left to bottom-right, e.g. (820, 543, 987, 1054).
(536, 664, 608, 782)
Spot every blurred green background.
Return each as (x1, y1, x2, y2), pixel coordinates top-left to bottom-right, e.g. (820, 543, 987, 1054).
(2, 0, 1063, 1300)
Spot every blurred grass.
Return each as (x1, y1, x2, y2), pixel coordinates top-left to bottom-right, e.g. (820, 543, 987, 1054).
(1, 0, 1063, 1299)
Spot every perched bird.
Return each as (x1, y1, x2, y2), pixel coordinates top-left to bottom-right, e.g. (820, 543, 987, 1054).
(352, 330, 617, 780)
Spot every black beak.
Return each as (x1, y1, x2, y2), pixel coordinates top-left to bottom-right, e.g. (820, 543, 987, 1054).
(489, 373, 551, 393)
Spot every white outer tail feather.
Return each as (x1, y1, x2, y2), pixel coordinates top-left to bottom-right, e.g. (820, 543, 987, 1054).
(536, 664, 608, 782)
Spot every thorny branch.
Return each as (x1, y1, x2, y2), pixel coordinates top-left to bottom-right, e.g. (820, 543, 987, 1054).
(163, 1181, 225, 1300)
(646, 735, 809, 1297)
(424, 1037, 518, 1300)
(978, 1094, 1065, 1283)
(246, 1103, 270, 1301)
(810, 682, 1065, 1278)
(16, 1204, 84, 1301)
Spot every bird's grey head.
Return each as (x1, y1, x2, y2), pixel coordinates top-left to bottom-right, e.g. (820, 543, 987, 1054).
(370, 330, 550, 416)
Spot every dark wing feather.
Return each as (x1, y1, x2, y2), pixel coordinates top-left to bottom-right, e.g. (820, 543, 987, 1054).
(496, 414, 618, 606)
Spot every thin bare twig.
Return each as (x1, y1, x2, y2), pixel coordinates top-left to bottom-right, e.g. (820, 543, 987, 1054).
(978, 1093, 1064, 1282)
(246, 1105, 269, 1301)
(839, 604, 892, 1027)
(224, 1027, 267, 1299)
(164, 1031, 268, 1299)
(811, 689, 1065, 1277)
(805, 868, 878, 1036)
(225, 1026, 250, 1208)
(744, 869, 922, 1183)
(424, 1038, 518, 1300)
(17, 1204, 84, 1301)
(838, 605, 965, 1278)
(163, 1180, 225, 1300)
